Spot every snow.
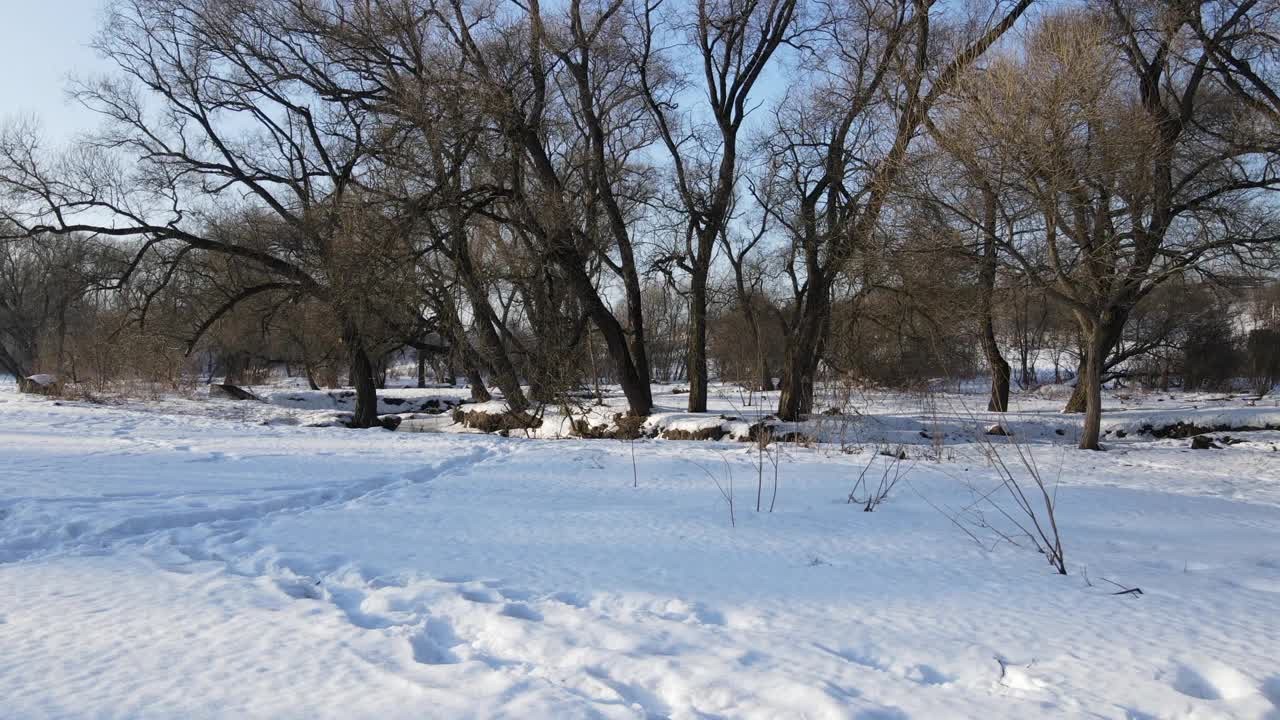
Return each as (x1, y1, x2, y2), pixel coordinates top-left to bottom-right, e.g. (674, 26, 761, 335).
(255, 386, 465, 416)
(2, 383, 1279, 718)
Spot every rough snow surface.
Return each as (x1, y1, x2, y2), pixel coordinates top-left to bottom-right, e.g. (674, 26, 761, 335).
(1, 384, 1279, 718)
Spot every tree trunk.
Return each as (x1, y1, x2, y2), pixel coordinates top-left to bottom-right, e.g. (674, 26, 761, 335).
(687, 271, 709, 413)
(980, 309, 1012, 412)
(304, 362, 321, 391)
(552, 241, 652, 416)
(759, 357, 774, 393)
(1064, 307, 1129, 414)
(466, 363, 490, 402)
(735, 279, 772, 393)
(777, 346, 820, 420)
(417, 352, 427, 388)
(55, 303, 69, 376)
(347, 337, 380, 429)
(607, 316, 654, 416)
(459, 263, 528, 410)
(1064, 358, 1088, 413)
(986, 349, 1012, 413)
(976, 187, 1010, 413)
(225, 353, 245, 386)
(621, 279, 653, 416)
(1074, 306, 1132, 448)
(455, 338, 491, 402)
(777, 276, 829, 421)
(1079, 328, 1105, 450)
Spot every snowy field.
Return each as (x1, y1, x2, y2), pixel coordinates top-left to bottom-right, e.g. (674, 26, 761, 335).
(1, 379, 1279, 719)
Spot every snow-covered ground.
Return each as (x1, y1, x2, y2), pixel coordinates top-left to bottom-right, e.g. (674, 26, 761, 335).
(1, 379, 1279, 719)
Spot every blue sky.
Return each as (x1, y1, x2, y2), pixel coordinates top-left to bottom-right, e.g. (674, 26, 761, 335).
(0, 1, 108, 141)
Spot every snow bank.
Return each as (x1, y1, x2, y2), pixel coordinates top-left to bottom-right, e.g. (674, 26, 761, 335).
(1101, 406, 1280, 436)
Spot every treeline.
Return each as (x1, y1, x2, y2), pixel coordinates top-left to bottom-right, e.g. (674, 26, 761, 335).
(1, 0, 1278, 448)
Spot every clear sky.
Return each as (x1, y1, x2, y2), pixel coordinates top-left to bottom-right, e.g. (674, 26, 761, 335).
(0, 1, 109, 142)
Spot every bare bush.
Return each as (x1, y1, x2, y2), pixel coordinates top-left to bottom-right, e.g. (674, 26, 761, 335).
(847, 446, 911, 512)
(955, 433, 1068, 575)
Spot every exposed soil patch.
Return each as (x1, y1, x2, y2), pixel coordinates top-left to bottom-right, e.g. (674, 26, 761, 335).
(452, 408, 543, 433)
(1144, 421, 1276, 438)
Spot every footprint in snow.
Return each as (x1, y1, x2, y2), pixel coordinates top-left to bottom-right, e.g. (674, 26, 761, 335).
(998, 664, 1047, 694)
(1261, 676, 1280, 711)
(500, 603, 543, 621)
(583, 667, 673, 719)
(497, 587, 534, 601)
(1165, 660, 1257, 701)
(692, 604, 726, 626)
(459, 589, 501, 604)
(1231, 576, 1280, 594)
(273, 577, 323, 601)
(550, 591, 587, 608)
(906, 664, 953, 686)
(408, 619, 462, 665)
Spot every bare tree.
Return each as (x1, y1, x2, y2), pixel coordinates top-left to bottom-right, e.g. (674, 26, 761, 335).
(761, 0, 1035, 421)
(958, 6, 1280, 449)
(0, 0, 432, 427)
(636, 0, 799, 412)
(717, 194, 778, 392)
(914, 116, 1024, 411)
(0, 231, 103, 380)
(443, 0, 659, 415)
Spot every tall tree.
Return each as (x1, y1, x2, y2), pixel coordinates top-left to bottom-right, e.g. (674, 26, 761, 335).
(960, 6, 1280, 449)
(0, 0, 427, 427)
(445, 0, 659, 415)
(637, 0, 798, 412)
(762, 0, 1035, 421)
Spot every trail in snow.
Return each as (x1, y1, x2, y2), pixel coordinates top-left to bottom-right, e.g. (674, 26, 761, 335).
(0, 440, 503, 565)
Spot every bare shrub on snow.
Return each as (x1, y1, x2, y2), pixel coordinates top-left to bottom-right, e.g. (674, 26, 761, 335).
(958, 433, 1068, 575)
(690, 454, 736, 527)
(847, 445, 912, 511)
